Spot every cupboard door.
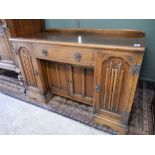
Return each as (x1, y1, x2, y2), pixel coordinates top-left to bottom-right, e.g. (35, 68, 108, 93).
(69, 65, 94, 105)
(94, 52, 139, 122)
(49, 62, 69, 96)
(17, 46, 37, 87)
(41, 61, 69, 96)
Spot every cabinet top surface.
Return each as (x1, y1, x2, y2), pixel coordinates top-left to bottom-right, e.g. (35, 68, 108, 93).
(10, 29, 146, 51)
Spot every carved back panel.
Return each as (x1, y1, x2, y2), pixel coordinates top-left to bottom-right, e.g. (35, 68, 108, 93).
(18, 47, 37, 87)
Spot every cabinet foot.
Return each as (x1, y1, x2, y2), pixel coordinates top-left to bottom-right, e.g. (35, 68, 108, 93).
(26, 87, 53, 103)
(93, 114, 128, 135)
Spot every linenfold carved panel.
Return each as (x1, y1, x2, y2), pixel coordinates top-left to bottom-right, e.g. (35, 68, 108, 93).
(18, 47, 37, 87)
(101, 60, 125, 113)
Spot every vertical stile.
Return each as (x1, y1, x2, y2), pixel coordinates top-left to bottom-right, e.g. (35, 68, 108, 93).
(55, 63, 60, 88)
(69, 66, 73, 94)
(65, 64, 70, 94)
(81, 68, 85, 97)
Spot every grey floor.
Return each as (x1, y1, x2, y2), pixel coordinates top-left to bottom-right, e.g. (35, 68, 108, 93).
(0, 92, 108, 135)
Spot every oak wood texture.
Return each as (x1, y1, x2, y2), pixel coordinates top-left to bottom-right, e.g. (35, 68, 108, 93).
(4, 19, 44, 37)
(11, 28, 146, 134)
(32, 44, 95, 67)
(0, 19, 44, 73)
(10, 29, 145, 52)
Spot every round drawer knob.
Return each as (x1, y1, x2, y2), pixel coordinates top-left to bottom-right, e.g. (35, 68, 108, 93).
(42, 49, 48, 56)
(74, 52, 81, 61)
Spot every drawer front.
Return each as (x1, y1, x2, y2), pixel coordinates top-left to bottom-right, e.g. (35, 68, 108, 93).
(32, 44, 95, 67)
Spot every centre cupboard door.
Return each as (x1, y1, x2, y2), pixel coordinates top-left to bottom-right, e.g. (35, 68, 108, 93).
(68, 65, 94, 105)
(41, 61, 94, 105)
(41, 61, 70, 96)
(94, 51, 139, 123)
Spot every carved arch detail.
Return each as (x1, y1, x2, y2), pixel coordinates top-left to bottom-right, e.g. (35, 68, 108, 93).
(100, 56, 131, 113)
(102, 55, 133, 67)
(18, 46, 37, 87)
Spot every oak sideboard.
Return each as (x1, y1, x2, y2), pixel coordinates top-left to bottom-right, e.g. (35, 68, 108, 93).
(10, 28, 146, 134)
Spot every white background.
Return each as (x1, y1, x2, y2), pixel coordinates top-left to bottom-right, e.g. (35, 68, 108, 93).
(0, 0, 155, 155)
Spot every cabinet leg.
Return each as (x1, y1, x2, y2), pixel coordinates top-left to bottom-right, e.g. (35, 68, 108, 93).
(26, 87, 53, 103)
(93, 114, 129, 135)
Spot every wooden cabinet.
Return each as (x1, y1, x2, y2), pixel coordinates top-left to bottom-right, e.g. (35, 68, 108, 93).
(11, 29, 145, 134)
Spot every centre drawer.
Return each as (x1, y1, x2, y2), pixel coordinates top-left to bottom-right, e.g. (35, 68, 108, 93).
(32, 43, 95, 67)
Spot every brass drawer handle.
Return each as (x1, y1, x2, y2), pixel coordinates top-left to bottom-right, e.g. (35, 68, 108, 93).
(42, 49, 48, 56)
(74, 52, 81, 61)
